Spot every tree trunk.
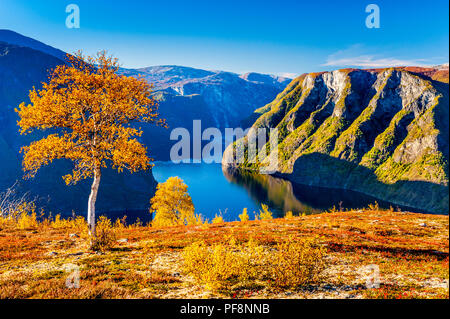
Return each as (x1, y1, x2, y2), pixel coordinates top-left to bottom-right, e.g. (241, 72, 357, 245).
(87, 168, 101, 239)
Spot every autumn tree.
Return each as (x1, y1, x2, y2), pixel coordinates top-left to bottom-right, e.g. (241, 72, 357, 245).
(16, 51, 165, 238)
(150, 177, 196, 227)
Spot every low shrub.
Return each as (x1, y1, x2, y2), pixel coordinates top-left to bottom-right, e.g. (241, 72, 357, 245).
(0, 201, 38, 229)
(50, 214, 87, 232)
(239, 208, 249, 222)
(212, 214, 224, 224)
(16, 203, 38, 230)
(182, 237, 265, 291)
(284, 211, 294, 219)
(183, 236, 325, 291)
(256, 204, 273, 220)
(269, 236, 326, 289)
(91, 216, 117, 252)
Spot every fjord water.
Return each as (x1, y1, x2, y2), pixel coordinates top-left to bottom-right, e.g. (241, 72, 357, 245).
(151, 162, 417, 222)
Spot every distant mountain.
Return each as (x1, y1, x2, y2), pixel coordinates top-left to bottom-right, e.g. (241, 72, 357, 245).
(0, 30, 290, 215)
(0, 30, 66, 60)
(118, 65, 291, 160)
(224, 67, 449, 214)
(240, 72, 290, 90)
(120, 65, 290, 127)
(432, 63, 449, 70)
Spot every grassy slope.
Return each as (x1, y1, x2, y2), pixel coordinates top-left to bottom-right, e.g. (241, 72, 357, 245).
(0, 210, 448, 299)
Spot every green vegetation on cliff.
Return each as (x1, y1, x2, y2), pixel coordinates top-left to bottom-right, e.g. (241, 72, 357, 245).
(224, 67, 449, 214)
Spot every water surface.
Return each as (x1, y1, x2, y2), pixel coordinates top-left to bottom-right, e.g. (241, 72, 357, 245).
(152, 162, 415, 221)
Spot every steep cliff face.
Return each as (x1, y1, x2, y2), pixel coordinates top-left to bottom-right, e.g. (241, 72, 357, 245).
(223, 68, 449, 214)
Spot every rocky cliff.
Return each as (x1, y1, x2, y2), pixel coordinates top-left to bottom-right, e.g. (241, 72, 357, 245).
(223, 67, 449, 214)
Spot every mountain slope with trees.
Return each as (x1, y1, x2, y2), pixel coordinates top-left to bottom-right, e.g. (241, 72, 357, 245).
(224, 67, 449, 214)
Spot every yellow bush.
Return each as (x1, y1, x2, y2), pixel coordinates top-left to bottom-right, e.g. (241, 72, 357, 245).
(71, 216, 88, 233)
(284, 211, 294, 219)
(91, 216, 116, 251)
(239, 208, 249, 222)
(0, 216, 8, 228)
(183, 238, 264, 291)
(186, 213, 207, 226)
(47, 214, 88, 234)
(50, 214, 70, 228)
(8, 202, 38, 230)
(0, 202, 90, 233)
(17, 211, 38, 230)
(256, 204, 273, 220)
(368, 201, 380, 211)
(114, 216, 127, 229)
(269, 236, 326, 289)
(212, 214, 224, 224)
(183, 236, 326, 291)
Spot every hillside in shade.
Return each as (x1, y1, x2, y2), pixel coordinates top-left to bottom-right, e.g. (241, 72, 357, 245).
(119, 66, 291, 160)
(0, 29, 66, 60)
(120, 66, 290, 128)
(223, 67, 449, 214)
(0, 30, 290, 214)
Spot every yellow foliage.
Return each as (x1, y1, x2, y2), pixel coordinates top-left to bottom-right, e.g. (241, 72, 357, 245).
(212, 214, 224, 224)
(50, 214, 87, 232)
(182, 238, 264, 291)
(0, 202, 38, 229)
(150, 177, 199, 227)
(328, 206, 337, 214)
(0, 202, 90, 233)
(368, 202, 380, 211)
(284, 211, 294, 219)
(114, 216, 127, 229)
(256, 204, 273, 220)
(269, 236, 326, 289)
(131, 217, 143, 228)
(17, 211, 38, 230)
(238, 208, 249, 222)
(91, 216, 116, 251)
(193, 213, 208, 226)
(16, 51, 165, 185)
(183, 236, 325, 291)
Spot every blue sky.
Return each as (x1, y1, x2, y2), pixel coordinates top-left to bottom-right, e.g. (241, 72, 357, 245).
(0, 0, 448, 77)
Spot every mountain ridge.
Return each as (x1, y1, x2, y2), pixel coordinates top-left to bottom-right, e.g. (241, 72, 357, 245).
(119, 64, 290, 129)
(0, 30, 290, 214)
(0, 29, 67, 60)
(223, 67, 449, 214)
(118, 65, 291, 159)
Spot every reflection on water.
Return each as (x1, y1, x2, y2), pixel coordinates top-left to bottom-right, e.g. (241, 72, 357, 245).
(222, 167, 419, 217)
(222, 167, 319, 217)
(148, 162, 415, 223)
(152, 162, 262, 221)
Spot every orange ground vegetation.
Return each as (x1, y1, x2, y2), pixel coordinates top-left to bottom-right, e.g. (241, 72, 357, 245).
(0, 209, 448, 299)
